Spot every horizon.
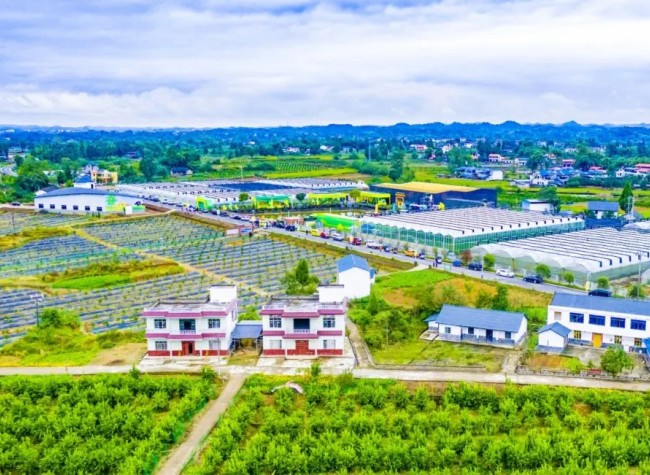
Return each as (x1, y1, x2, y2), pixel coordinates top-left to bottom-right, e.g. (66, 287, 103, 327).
(2, 1, 649, 127)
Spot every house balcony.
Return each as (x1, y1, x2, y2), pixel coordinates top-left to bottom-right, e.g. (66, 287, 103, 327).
(283, 329, 319, 339)
(179, 329, 197, 335)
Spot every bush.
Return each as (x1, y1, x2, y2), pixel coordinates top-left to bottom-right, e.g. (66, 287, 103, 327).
(596, 277, 610, 289)
(600, 345, 634, 376)
(563, 272, 575, 285)
(483, 254, 495, 271)
(535, 264, 551, 279)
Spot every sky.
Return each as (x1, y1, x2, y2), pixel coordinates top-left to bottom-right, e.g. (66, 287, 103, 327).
(0, 0, 649, 128)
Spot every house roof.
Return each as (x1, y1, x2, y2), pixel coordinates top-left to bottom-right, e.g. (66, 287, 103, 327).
(74, 174, 93, 183)
(538, 322, 571, 338)
(435, 305, 526, 332)
(551, 293, 650, 317)
(587, 201, 619, 212)
(337, 255, 372, 274)
(42, 185, 59, 192)
(35, 188, 136, 199)
(424, 314, 438, 323)
(523, 199, 551, 204)
(231, 321, 263, 339)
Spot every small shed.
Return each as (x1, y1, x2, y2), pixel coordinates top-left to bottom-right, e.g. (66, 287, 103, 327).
(587, 201, 619, 219)
(522, 199, 553, 213)
(231, 321, 263, 350)
(337, 255, 375, 299)
(537, 322, 571, 352)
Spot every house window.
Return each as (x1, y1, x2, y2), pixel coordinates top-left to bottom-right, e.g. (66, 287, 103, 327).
(96, 206, 103, 212)
(610, 317, 626, 329)
(324, 339, 336, 349)
(61, 205, 67, 210)
(85, 206, 91, 211)
(569, 313, 584, 323)
(589, 315, 605, 326)
(573, 330, 582, 340)
(269, 317, 282, 329)
(270, 340, 282, 349)
(554, 311, 561, 321)
(208, 319, 221, 329)
(73, 205, 79, 210)
(38, 204, 44, 209)
(49, 204, 55, 209)
(635, 338, 643, 347)
(614, 335, 622, 345)
(505, 331, 512, 339)
(153, 319, 166, 329)
(631, 320, 647, 331)
(323, 317, 336, 328)
(155, 341, 167, 351)
(467, 327, 474, 335)
(444, 327, 451, 334)
(208, 340, 221, 350)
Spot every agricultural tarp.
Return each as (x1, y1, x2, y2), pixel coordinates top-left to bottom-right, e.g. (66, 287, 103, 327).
(314, 213, 359, 230)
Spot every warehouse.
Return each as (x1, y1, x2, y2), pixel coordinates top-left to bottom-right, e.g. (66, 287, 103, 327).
(369, 181, 497, 209)
(34, 188, 144, 214)
(472, 227, 650, 284)
(360, 208, 583, 252)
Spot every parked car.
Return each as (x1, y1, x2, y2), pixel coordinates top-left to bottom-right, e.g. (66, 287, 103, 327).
(331, 232, 345, 241)
(404, 249, 416, 257)
(391, 247, 399, 254)
(467, 262, 483, 271)
(232, 215, 242, 220)
(447, 252, 456, 261)
(310, 228, 321, 237)
(349, 237, 363, 245)
(220, 211, 229, 217)
(417, 251, 426, 259)
(452, 259, 463, 267)
(588, 288, 612, 297)
(285, 225, 297, 232)
(436, 256, 443, 264)
(496, 268, 515, 278)
(366, 240, 381, 249)
(383, 244, 392, 252)
(320, 232, 330, 239)
(10, 202, 20, 206)
(523, 274, 544, 284)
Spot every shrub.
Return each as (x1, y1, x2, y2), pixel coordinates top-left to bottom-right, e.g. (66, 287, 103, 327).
(535, 264, 551, 279)
(600, 345, 634, 376)
(483, 254, 496, 271)
(596, 277, 610, 289)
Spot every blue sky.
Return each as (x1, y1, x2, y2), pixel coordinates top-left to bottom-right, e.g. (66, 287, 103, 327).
(0, 0, 648, 127)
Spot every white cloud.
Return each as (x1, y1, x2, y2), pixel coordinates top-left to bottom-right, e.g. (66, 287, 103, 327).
(0, 0, 649, 126)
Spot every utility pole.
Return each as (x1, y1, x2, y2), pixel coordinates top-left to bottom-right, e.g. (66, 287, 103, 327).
(216, 337, 221, 377)
(638, 251, 643, 300)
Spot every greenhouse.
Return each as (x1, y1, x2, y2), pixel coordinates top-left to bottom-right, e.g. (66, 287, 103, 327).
(359, 208, 584, 252)
(314, 213, 359, 231)
(472, 228, 650, 284)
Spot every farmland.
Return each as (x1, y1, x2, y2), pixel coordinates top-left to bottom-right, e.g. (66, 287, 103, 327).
(186, 374, 650, 474)
(0, 373, 219, 474)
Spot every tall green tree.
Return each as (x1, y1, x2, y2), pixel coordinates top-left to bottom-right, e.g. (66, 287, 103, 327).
(619, 181, 634, 214)
(140, 156, 157, 181)
(537, 186, 561, 213)
(282, 259, 319, 295)
(491, 286, 509, 311)
(600, 345, 634, 376)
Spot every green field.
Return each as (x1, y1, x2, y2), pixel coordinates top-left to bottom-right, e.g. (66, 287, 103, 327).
(186, 374, 650, 474)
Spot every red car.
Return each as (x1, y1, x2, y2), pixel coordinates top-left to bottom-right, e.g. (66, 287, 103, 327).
(349, 237, 362, 245)
(320, 232, 330, 239)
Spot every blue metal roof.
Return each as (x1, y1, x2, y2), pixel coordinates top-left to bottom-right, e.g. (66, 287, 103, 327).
(74, 174, 93, 183)
(424, 314, 438, 323)
(538, 322, 571, 338)
(551, 293, 650, 317)
(231, 321, 262, 339)
(435, 305, 526, 332)
(587, 201, 619, 212)
(337, 255, 372, 273)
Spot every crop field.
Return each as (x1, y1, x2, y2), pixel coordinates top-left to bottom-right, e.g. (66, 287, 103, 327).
(0, 373, 219, 474)
(0, 211, 88, 235)
(186, 375, 650, 474)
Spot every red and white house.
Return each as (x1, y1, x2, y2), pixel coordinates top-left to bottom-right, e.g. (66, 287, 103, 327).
(143, 285, 238, 357)
(261, 285, 347, 357)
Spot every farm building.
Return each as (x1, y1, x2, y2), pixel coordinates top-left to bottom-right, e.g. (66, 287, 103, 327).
(587, 201, 620, 218)
(360, 208, 583, 252)
(369, 181, 497, 209)
(260, 285, 347, 357)
(547, 293, 650, 352)
(536, 322, 571, 353)
(337, 255, 375, 299)
(426, 305, 527, 348)
(34, 188, 144, 214)
(472, 227, 650, 284)
(143, 285, 238, 357)
(522, 199, 554, 213)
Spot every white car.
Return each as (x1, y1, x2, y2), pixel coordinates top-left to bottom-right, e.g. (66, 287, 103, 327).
(496, 268, 515, 278)
(331, 232, 345, 241)
(366, 240, 381, 249)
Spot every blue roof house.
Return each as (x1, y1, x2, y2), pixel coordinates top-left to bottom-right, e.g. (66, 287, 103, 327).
(428, 305, 527, 348)
(337, 255, 375, 300)
(536, 322, 571, 353)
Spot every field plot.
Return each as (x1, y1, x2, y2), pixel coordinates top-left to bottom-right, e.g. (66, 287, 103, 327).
(0, 374, 220, 474)
(186, 375, 650, 474)
(0, 235, 141, 278)
(0, 211, 88, 235)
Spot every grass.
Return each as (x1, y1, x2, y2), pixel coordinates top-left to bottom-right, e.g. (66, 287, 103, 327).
(265, 167, 357, 178)
(374, 268, 453, 289)
(0, 327, 145, 366)
(524, 353, 582, 371)
(372, 339, 509, 371)
(227, 349, 260, 366)
(0, 259, 185, 291)
(0, 226, 73, 251)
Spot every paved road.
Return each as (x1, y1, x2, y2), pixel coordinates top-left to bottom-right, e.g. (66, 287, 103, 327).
(156, 373, 246, 475)
(0, 165, 17, 177)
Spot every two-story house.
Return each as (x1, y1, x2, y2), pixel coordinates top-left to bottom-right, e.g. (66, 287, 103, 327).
(545, 293, 650, 352)
(261, 285, 346, 357)
(143, 285, 238, 357)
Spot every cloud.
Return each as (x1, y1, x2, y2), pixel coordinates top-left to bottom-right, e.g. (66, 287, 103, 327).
(0, 0, 649, 127)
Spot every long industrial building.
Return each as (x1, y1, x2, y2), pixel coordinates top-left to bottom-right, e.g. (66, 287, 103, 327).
(359, 208, 584, 252)
(369, 182, 497, 209)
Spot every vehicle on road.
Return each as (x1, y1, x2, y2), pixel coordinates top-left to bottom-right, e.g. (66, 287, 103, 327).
(320, 232, 330, 239)
(310, 229, 321, 237)
(452, 259, 463, 267)
(285, 225, 297, 232)
(10, 202, 20, 206)
(220, 211, 229, 217)
(404, 249, 416, 257)
(232, 215, 242, 220)
(349, 237, 363, 245)
(496, 268, 515, 278)
(417, 251, 426, 259)
(523, 274, 544, 284)
(332, 232, 345, 241)
(447, 252, 456, 261)
(588, 288, 612, 297)
(366, 240, 381, 249)
(467, 262, 483, 271)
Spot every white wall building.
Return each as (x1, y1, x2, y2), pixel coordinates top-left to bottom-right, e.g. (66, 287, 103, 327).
(143, 285, 238, 357)
(337, 255, 375, 300)
(522, 199, 554, 213)
(547, 293, 650, 351)
(261, 285, 347, 357)
(427, 305, 527, 348)
(34, 188, 142, 214)
(537, 322, 571, 352)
